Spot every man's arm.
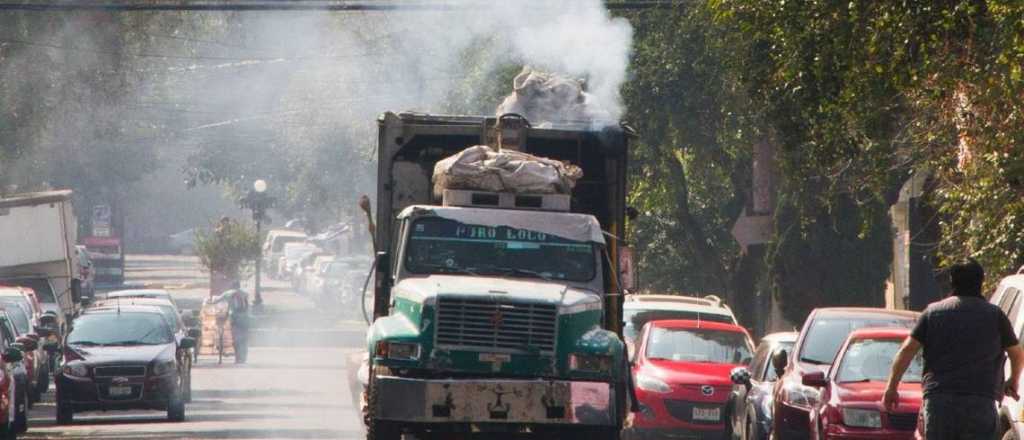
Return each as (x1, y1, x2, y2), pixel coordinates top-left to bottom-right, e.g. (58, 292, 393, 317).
(1006, 345, 1024, 400)
(883, 337, 922, 410)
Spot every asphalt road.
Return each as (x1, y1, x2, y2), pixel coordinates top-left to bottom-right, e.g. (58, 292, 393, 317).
(23, 255, 368, 440)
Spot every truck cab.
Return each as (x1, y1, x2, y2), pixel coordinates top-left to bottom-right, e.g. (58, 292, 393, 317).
(365, 112, 633, 440)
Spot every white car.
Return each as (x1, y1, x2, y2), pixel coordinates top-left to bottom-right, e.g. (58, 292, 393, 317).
(990, 267, 1024, 440)
(622, 294, 738, 357)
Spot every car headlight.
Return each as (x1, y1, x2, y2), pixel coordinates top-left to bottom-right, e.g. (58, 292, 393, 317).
(152, 360, 177, 376)
(569, 354, 613, 373)
(780, 379, 821, 409)
(63, 363, 89, 378)
(842, 407, 882, 428)
(635, 373, 672, 393)
(375, 342, 420, 361)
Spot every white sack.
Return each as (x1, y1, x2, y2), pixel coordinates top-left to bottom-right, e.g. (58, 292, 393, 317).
(433, 145, 582, 197)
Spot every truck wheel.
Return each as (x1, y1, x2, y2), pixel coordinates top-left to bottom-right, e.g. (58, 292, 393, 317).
(366, 371, 400, 440)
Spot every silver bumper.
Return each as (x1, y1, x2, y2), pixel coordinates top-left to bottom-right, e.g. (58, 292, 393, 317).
(374, 376, 616, 426)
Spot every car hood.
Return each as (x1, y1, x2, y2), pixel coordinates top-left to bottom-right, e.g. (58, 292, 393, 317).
(834, 381, 922, 408)
(393, 275, 600, 309)
(65, 343, 175, 365)
(641, 359, 740, 386)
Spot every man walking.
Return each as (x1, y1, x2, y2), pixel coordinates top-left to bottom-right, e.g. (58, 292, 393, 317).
(884, 259, 1024, 439)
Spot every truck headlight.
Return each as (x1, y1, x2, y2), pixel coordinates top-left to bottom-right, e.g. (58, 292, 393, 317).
(842, 407, 882, 428)
(569, 354, 612, 373)
(152, 360, 177, 377)
(635, 373, 672, 393)
(376, 342, 420, 361)
(63, 363, 89, 378)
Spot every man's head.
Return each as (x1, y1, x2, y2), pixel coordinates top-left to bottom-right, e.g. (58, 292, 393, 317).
(950, 258, 985, 297)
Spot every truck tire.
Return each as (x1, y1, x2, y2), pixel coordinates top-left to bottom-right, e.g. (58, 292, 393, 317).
(366, 371, 401, 440)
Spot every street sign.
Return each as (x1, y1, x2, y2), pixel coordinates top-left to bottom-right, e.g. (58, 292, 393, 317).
(731, 210, 773, 251)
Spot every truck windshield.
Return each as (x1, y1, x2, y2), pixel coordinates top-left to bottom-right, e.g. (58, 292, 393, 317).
(405, 217, 596, 282)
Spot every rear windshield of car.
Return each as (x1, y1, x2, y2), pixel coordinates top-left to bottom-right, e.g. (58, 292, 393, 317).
(0, 302, 30, 334)
(67, 312, 173, 346)
(836, 338, 923, 383)
(623, 309, 735, 342)
(2, 278, 55, 303)
(799, 316, 915, 365)
(646, 327, 753, 364)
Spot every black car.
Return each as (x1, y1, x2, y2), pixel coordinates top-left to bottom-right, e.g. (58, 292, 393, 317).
(55, 305, 195, 424)
(727, 332, 797, 440)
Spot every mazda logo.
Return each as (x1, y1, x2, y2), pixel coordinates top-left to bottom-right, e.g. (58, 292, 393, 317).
(701, 385, 714, 396)
(111, 376, 129, 385)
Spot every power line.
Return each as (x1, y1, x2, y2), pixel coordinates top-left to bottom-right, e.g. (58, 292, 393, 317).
(0, 1, 682, 12)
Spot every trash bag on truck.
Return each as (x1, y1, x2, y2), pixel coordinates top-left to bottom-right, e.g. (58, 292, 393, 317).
(495, 67, 609, 123)
(432, 145, 583, 198)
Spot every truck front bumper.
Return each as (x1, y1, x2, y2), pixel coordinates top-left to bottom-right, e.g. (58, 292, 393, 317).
(374, 376, 616, 426)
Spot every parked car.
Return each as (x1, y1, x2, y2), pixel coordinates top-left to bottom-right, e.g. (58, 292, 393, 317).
(805, 327, 922, 439)
(0, 295, 46, 404)
(262, 229, 308, 278)
(103, 289, 174, 304)
(0, 278, 62, 334)
(91, 297, 197, 401)
(56, 305, 194, 424)
(298, 255, 335, 296)
(293, 252, 332, 293)
(728, 331, 798, 440)
(316, 256, 371, 313)
(988, 268, 1024, 440)
(772, 308, 919, 440)
(629, 319, 755, 440)
(623, 294, 737, 356)
(0, 307, 30, 437)
(279, 242, 319, 281)
(73, 246, 95, 303)
(3, 286, 56, 392)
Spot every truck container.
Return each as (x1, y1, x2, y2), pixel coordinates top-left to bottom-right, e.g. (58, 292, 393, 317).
(0, 190, 81, 333)
(365, 112, 633, 440)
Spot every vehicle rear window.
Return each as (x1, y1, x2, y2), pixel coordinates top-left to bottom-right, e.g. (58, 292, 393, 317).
(646, 327, 753, 364)
(799, 316, 915, 365)
(3, 279, 55, 303)
(0, 302, 30, 334)
(836, 338, 923, 383)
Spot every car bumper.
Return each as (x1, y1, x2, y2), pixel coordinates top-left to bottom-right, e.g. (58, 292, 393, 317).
(57, 373, 178, 411)
(372, 376, 616, 426)
(627, 427, 728, 440)
(824, 425, 915, 440)
(631, 394, 728, 432)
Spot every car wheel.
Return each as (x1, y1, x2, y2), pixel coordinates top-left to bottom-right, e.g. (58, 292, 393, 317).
(366, 370, 400, 440)
(167, 393, 186, 422)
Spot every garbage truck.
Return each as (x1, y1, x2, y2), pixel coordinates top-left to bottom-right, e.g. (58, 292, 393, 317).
(364, 112, 634, 440)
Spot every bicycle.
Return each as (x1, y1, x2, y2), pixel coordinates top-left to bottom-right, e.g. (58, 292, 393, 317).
(215, 309, 229, 365)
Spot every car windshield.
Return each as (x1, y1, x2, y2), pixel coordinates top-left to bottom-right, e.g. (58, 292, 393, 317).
(0, 302, 30, 334)
(2, 278, 55, 303)
(836, 338, 923, 383)
(646, 327, 753, 364)
(799, 316, 915, 365)
(67, 312, 173, 346)
(405, 217, 596, 282)
(623, 309, 735, 342)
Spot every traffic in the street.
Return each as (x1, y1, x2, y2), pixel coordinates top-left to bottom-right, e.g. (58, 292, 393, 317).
(3, 1, 1024, 440)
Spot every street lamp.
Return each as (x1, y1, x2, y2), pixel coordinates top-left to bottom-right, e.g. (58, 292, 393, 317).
(249, 179, 270, 312)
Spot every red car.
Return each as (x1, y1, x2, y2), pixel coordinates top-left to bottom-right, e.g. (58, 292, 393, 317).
(629, 319, 754, 440)
(805, 328, 922, 439)
(772, 308, 919, 440)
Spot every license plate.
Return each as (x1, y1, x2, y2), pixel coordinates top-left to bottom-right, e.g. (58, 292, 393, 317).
(108, 386, 132, 397)
(693, 406, 720, 421)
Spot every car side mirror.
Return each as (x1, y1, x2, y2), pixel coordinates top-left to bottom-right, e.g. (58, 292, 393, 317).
(771, 349, 789, 378)
(2, 347, 22, 363)
(730, 367, 752, 388)
(187, 328, 201, 339)
(802, 371, 828, 388)
(179, 337, 196, 350)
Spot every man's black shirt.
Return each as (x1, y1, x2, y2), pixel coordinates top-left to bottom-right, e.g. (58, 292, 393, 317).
(911, 295, 1019, 399)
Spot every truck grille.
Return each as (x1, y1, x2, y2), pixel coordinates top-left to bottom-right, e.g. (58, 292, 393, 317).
(435, 297, 557, 353)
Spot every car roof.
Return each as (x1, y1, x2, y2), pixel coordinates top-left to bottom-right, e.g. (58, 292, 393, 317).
(105, 289, 170, 297)
(82, 304, 166, 315)
(760, 331, 798, 344)
(269, 229, 306, 238)
(847, 327, 912, 340)
(647, 319, 747, 333)
(0, 286, 27, 297)
(94, 297, 176, 308)
(624, 298, 734, 317)
(811, 307, 920, 320)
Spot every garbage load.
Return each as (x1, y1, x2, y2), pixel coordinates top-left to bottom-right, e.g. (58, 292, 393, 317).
(432, 145, 583, 199)
(495, 66, 609, 123)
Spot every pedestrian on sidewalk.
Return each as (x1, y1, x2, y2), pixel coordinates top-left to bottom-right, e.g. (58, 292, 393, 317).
(884, 258, 1024, 440)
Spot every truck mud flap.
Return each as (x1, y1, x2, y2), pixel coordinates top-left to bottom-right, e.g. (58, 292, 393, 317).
(374, 377, 615, 426)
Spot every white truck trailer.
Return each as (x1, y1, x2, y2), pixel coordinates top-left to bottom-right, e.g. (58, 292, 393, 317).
(0, 190, 81, 334)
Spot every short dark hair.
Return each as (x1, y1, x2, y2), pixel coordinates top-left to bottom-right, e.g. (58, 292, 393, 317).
(950, 258, 985, 297)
